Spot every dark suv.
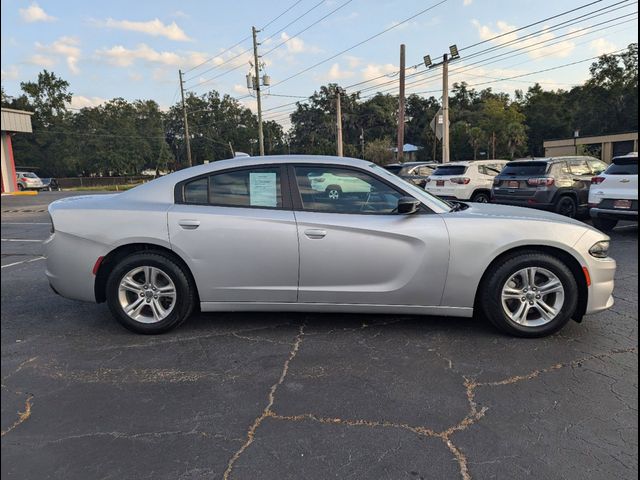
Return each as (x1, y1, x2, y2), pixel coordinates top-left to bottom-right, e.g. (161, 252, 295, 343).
(383, 162, 438, 188)
(491, 156, 608, 218)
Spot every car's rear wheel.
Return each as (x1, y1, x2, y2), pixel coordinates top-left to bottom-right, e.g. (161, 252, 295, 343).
(555, 196, 577, 218)
(326, 185, 341, 200)
(480, 251, 578, 337)
(592, 217, 618, 232)
(471, 191, 490, 203)
(106, 252, 195, 334)
(17, 184, 24, 191)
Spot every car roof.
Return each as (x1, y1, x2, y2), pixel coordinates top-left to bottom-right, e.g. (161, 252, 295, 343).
(434, 159, 508, 167)
(612, 152, 638, 160)
(510, 155, 599, 163)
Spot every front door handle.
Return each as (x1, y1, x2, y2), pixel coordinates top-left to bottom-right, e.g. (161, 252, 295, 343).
(304, 229, 327, 239)
(178, 219, 200, 230)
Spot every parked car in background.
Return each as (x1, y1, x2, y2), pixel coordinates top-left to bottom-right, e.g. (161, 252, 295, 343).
(40, 177, 60, 191)
(491, 156, 608, 218)
(309, 170, 371, 199)
(383, 162, 439, 188)
(588, 152, 638, 231)
(46, 155, 615, 338)
(15, 171, 44, 191)
(424, 160, 508, 203)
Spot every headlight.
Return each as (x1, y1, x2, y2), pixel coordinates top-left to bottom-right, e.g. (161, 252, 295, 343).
(589, 240, 610, 258)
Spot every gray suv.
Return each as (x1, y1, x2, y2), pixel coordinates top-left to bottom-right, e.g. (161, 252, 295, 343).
(491, 156, 608, 218)
(383, 162, 438, 188)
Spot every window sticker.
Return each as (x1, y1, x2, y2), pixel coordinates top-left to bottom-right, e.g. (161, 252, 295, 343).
(249, 172, 278, 207)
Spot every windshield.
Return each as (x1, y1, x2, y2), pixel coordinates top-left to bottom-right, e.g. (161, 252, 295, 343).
(19, 172, 39, 179)
(432, 165, 467, 176)
(500, 162, 548, 176)
(369, 163, 453, 212)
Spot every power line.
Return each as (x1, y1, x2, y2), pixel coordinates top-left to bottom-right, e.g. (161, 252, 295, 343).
(184, 0, 338, 88)
(268, 0, 450, 89)
(262, 0, 354, 56)
(182, 0, 306, 76)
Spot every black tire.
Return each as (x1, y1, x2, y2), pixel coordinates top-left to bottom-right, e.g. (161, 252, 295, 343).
(471, 191, 490, 203)
(17, 184, 24, 191)
(326, 185, 342, 200)
(554, 195, 577, 218)
(106, 252, 195, 334)
(592, 217, 618, 232)
(480, 251, 579, 337)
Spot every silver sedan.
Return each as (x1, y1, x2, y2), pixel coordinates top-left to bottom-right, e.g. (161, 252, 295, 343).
(45, 156, 616, 337)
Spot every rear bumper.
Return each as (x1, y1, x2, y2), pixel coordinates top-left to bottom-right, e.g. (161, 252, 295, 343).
(590, 207, 638, 221)
(44, 232, 102, 303)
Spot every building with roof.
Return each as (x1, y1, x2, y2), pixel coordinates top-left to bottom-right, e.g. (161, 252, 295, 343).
(543, 132, 638, 163)
(391, 143, 423, 162)
(1, 108, 34, 193)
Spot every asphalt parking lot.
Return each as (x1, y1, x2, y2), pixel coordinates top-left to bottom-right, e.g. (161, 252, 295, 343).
(1, 191, 637, 480)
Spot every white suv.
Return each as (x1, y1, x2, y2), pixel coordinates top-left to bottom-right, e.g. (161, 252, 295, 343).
(588, 152, 638, 231)
(424, 160, 508, 203)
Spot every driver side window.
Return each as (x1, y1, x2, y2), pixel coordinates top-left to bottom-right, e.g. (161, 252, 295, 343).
(294, 166, 404, 214)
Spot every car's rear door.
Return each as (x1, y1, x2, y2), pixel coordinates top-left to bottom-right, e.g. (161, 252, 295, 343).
(289, 164, 449, 306)
(168, 165, 299, 303)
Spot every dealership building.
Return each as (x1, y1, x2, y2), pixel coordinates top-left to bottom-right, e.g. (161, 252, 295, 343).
(1, 108, 33, 193)
(544, 131, 638, 163)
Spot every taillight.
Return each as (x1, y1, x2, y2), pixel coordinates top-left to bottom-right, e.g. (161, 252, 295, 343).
(591, 176, 605, 184)
(527, 177, 555, 187)
(20, 177, 28, 182)
(493, 178, 500, 186)
(425, 177, 431, 183)
(450, 177, 471, 185)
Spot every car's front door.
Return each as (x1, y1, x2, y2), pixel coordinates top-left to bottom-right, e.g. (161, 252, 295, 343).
(168, 165, 299, 303)
(290, 164, 450, 306)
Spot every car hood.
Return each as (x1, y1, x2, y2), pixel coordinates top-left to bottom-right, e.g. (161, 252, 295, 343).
(452, 202, 597, 230)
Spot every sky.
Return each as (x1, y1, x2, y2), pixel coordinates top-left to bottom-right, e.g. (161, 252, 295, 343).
(1, 0, 638, 127)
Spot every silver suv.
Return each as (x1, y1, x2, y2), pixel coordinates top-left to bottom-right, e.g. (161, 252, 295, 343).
(16, 171, 44, 191)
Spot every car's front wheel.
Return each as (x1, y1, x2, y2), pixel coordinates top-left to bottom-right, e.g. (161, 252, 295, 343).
(480, 251, 578, 337)
(106, 252, 195, 334)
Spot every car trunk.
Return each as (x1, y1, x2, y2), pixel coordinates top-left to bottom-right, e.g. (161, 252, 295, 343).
(493, 162, 549, 200)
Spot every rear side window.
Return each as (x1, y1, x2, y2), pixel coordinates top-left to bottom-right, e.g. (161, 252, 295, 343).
(500, 163, 548, 176)
(432, 165, 467, 176)
(568, 159, 591, 176)
(605, 158, 638, 175)
(478, 164, 503, 176)
(181, 167, 283, 208)
(384, 165, 402, 174)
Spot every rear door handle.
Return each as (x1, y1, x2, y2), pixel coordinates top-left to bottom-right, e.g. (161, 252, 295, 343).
(304, 229, 327, 239)
(178, 219, 200, 230)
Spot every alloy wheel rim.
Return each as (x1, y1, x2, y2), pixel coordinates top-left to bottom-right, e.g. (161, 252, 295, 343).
(118, 266, 177, 324)
(328, 189, 340, 199)
(501, 267, 565, 327)
(559, 199, 576, 217)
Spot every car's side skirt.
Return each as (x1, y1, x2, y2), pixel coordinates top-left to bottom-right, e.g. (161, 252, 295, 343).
(200, 302, 474, 317)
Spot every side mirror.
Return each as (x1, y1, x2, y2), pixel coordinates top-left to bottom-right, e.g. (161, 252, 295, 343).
(397, 197, 421, 214)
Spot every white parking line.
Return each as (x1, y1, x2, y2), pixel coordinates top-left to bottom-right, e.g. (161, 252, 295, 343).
(1, 239, 43, 243)
(1, 256, 45, 269)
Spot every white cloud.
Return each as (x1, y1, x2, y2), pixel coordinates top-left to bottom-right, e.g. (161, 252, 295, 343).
(463, 0, 473, 5)
(101, 18, 191, 42)
(68, 95, 106, 109)
(344, 56, 362, 68)
(280, 32, 306, 54)
(1, 66, 19, 80)
(590, 38, 617, 56)
(97, 44, 209, 68)
(360, 63, 398, 86)
(233, 84, 247, 94)
(128, 72, 144, 82)
(19, 2, 56, 23)
(472, 20, 576, 59)
(34, 37, 81, 73)
(325, 63, 354, 81)
(27, 54, 56, 68)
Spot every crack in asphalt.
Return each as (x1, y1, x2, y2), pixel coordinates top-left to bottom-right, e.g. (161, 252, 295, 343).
(1, 393, 34, 437)
(220, 335, 637, 480)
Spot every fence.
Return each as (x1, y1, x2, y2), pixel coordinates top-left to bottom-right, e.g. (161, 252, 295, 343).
(56, 176, 150, 189)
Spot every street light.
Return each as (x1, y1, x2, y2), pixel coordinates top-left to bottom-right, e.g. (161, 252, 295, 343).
(449, 44, 460, 59)
(423, 55, 432, 68)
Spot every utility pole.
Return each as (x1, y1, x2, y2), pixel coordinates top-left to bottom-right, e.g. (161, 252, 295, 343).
(252, 26, 265, 156)
(336, 87, 343, 157)
(178, 69, 192, 167)
(397, 44, 406, 163)
(424, 45, 460, 164)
